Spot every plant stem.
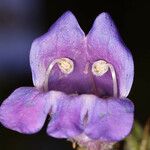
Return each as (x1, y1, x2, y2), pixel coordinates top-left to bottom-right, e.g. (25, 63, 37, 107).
(76, 141, 115, 150)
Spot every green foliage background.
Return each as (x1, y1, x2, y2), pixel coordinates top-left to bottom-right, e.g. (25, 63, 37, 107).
(123, 120, 150, 150)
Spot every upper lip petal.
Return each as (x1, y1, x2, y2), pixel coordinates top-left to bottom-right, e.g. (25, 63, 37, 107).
(30, 11, 86, 90)
(86, 12, 134, 98)
(30, 11, 134, 97)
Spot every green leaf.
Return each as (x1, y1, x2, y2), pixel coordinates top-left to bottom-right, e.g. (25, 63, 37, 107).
(139, 119, 150, 150)
(124, 119, 150, 150)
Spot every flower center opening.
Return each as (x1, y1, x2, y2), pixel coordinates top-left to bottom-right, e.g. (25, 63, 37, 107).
(43, 58, 118, 98)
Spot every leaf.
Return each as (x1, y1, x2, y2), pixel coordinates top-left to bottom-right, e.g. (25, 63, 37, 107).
(123, 120, 143, 150)
(124, 119, 150, 150)
(139, 118, 150, 150)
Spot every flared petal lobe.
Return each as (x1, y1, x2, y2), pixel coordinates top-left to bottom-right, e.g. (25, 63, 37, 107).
(87, 12, 134, 97)
(46, 93, 99, 139)
(30, 11, 92, 94)
(0, 87, 51, 133)
(85, 98, 134, 141)
(47, 92, 85, 138)
(47, 92, 134, 141)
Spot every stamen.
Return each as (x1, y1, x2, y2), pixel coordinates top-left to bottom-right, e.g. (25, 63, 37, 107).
(92, 60, 118, 97)
(72, 142, 77, 149)
(43, 58, 74, 92)
(67, 139, 77, 149)
(92, 60, 109, 76)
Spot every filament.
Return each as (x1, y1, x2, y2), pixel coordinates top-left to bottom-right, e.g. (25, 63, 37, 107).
(92, 60, 118, 97)
(107, 63, 118, 97)
(43, 58, 74, 92)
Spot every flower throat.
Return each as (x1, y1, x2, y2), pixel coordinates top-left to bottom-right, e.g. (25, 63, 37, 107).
(43, 57, 118, 97)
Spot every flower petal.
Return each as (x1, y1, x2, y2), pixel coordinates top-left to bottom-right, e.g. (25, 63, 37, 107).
(85, 97, 134, 141)
(46, 92, 134, 141)
(47, 92, 85, 138)
(0, 87, 51, 134)
(87, 12, 134, 97)
(30, 11, 91, 94)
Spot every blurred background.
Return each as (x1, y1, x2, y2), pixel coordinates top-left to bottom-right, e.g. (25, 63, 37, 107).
(0, 0, 150, 150)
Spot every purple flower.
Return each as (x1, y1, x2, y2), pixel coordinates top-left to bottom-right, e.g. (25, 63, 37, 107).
(0, 11, 134, 144)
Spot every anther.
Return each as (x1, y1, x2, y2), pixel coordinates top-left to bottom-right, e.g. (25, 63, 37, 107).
(57, 58, 74, 74)
(92, 60, 118, 97)
(92, 60, 109, 76)
(44, 58, 74, 91)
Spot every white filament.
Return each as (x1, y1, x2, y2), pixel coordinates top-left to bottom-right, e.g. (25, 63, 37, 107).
(92, 60, 118, 97)
(107, 63, 118, 97)
(43, 58, 74, 92)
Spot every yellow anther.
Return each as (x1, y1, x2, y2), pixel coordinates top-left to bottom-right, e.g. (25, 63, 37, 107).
(58, 58, 74, 74)
(92, 60, 109, 76)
